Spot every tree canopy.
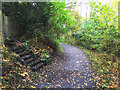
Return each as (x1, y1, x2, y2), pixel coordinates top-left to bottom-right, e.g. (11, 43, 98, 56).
(2, 2, 75, 39)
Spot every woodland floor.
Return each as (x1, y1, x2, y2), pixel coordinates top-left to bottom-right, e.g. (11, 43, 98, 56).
(31, 43, 97, 88)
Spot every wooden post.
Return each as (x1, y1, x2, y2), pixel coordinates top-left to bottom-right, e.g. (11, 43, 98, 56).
(0, 1, 2, 89)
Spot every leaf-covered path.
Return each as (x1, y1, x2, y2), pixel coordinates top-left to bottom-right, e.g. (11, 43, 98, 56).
(32, 44, 97, 88)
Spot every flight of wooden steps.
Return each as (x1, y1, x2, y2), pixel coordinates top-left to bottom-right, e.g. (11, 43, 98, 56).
(4, 33, 48, 72)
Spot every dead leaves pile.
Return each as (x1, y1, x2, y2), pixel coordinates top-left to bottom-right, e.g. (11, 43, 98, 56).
(83, 49, 119, 88)
(2, 47, 39, 88)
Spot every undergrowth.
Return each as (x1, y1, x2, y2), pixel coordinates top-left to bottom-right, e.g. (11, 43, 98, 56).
(2, 45, 40, 88)
(78, 45, 119, 88)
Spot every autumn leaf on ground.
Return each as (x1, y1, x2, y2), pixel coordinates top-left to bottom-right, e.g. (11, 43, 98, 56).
(44, 79, 47, 82)
(80, 76, 82, 78)
(26, 75, 31, 81)
(56, 84, 62, 88)
(8, 63, 13, 66)
(30, 86, 36, 88)
(17, 85, 20, 88)
(20, 72, 28, 77)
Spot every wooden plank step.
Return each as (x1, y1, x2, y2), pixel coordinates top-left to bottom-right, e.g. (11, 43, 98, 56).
(19, 51, 34, 57)
(22, 55, 33, 61)
(14, 49, 25, 54)
(20, 58, 25, 65)
(20, 54, 31, 59)
(20, 53, 31, 57)
(13, 47, 25, 51)
(32, 62, 44, 71)
(8, 39, 14, 42)
(26, 58, 34, 64)
(6, 38, 14, 42)
(5, 43, 16, 47)
(10, 46, 25, 51)
(28, 58, 44, 67)
(18, 50, 30, 56)
(5, 38, 14, 42)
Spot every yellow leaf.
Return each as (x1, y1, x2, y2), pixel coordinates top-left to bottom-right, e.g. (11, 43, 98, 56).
(20, 72, 28, 77)
(30, 86, 36, 88)
(19, 64, 22, 67)
(35, 83, 37, 85)
(22, 79, 26, 82)
(20, 73, 25, 77)
(17, 85, 20, 88)
(45, 75, 47, 77)
(56, 84, 61, 87)
(76, 80, 79, 82)
(2, 85, 7, 88)
(84, 83, 87, 86)
(44, 79, 47, 82)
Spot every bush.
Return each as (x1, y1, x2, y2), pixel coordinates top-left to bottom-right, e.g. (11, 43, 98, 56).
(54, 39, 64, 54)
(72, 2, 119, 56)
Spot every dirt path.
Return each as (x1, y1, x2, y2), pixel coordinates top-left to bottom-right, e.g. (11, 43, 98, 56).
(33, 43, 96, 88)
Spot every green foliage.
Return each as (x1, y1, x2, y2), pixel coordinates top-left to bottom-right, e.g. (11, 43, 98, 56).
(54, 39, 64, 53)
(71, 10, 82, 32)
(3, 2, 75, 55)
(48, 2, 76, 36)
(73, 2, 119, 56)
(2, 2, 53, 37)
(80, 45, 119, 88)
(3, 2, 75, 39)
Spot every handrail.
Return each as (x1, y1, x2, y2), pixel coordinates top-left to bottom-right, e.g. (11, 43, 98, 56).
(2, 31, 46, 70)
(3, 31, 41, 57)
(2, 32, 35, 55)
(3, 32, 27, 48)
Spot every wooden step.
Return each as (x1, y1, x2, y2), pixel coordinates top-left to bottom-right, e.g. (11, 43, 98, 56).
(22, 55, 33, 61)
(28, 58, 44, 67)
(20, 52, 30, 57)
(20, 58, 25, 65)
(14, 49, 25, 54)
(5, 39, 14, 43)
(4, 35, 46, 71)
(19, 51, 34, 57)
(21, 54, 31, 59)
(32, 62, 44, 71)
(10, 46, 25, 51)
(8, 39, 14, 42)
(18, 50, 30, 55)
(5, 42, 16, 47)
(26, 58, 34, 64)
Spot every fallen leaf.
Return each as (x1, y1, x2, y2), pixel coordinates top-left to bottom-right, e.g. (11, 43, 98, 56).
(44, 79, 47, 82)
(56, 84, 61, 87)
(17, 85, 20, 88)
(30, 86, 36, 88)
(80, 76, 82, 78)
